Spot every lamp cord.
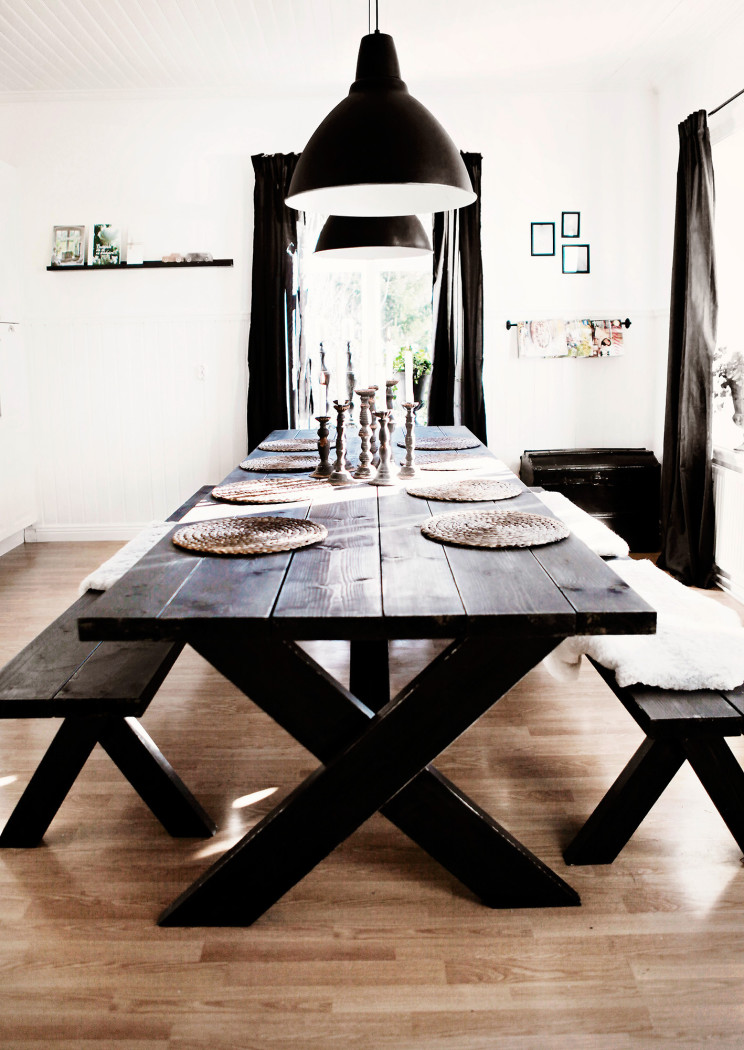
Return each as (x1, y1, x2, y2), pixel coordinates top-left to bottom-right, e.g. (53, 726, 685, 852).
(368, 0, 379, 34)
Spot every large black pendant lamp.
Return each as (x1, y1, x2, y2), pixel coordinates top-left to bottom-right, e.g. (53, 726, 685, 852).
(286, 9, 475, 216)
(314, 214, 431, 260)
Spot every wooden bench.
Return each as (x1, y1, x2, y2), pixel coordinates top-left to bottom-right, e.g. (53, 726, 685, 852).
(564, 657, 744, 864)
(0, 487, 217, 847)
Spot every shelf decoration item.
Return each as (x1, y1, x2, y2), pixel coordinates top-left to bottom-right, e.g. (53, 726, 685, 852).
(368, 411, 397, 486)
(172, 515, 327, 556)
(285, 9, 475, 217)
(397, 402, 420, 479)
(51, 226, 86, 267)
(92, 225, 121, 266)
(311, 415, 334, 478)
(353, 389, 376, 480)
(421, 509, 570, 549)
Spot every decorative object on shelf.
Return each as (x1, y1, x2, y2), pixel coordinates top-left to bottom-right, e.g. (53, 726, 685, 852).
(310, 415, 334, 477)
(46, 258, 233, 271)
(369, 386, 380, 466)
(284, 6, 475, 216)
(368, 411, 397, 486)
(561, 212, 580, 238)
(392, 347, 431, 419)
(185, 252, 213, 263)
(239, 454, 317, 472)
(172, 515, 327, 556)
(397, 434, 480, 451)
(211, 478, 329, 504)
(562, 244, 590, 274)
(51, 225, 86, 267)
(126, 239, 144, 265)
(258, 438, 317, 452)
(713, 347, 744, 451)
(314, 214, 432, 259)
(421, 509, 570, 549)
(406, 478, 521, 501)
(318, 342, 331, 415)
(417, 452, 484, 471)
(162, 253, 184, 263)
(353, 389, 376, 480)
(531, 222, 555, 257)
(329, 400, 356, 485)
(92, 224, 121, 266)
(397, 402, 419, 479)
(345, 341, 356, 425)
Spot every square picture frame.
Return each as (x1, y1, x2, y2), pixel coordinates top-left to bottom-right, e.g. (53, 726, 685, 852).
(51, 225, 86, 267)
(561, 211, 580, 238)
(531, 222, 555, 257)
(562, 244, 590, 274)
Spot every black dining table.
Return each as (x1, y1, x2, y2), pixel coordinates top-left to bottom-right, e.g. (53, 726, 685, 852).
(79, 426, 655, 926)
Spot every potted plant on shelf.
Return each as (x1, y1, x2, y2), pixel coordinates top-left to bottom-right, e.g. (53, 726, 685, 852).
(392, 347, 432, 416)
(713, 347, 744, 451)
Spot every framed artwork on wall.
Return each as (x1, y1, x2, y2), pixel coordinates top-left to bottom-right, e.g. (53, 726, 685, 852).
(562, 244, 590, 274)
(531, 222, 555, 256)
(51, 225, 86, 266)
(561, 211, 580, 237)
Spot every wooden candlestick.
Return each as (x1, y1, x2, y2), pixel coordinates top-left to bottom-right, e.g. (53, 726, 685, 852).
(398, 402, 420, 479)
(310, 415, 333, 478)
(368, 410, 397, 486)
(353, 389, 375, 480)
(329, 400, 355, 485)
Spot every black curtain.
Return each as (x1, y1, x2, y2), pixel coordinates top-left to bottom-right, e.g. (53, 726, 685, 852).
(428, 152, 487, 444)
(657, 111, 718, 587)
(246, 153, 300, 452)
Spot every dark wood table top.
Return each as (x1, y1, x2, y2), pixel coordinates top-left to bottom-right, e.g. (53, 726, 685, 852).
(79, 426, 656, 645)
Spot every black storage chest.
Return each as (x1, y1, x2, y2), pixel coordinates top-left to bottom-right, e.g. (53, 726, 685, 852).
(519, 447, 661, 552)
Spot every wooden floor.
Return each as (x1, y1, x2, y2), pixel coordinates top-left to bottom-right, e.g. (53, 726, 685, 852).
(1, 541, 744, 1049)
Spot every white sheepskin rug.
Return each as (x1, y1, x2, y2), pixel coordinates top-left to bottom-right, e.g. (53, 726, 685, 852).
(543, 557, 744, 691)
(78, 521, 173, 595)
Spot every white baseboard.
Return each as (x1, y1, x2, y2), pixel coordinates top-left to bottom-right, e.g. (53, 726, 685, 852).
(0, 530, 26, 556)
(716, 568, 744, 606)
(24, 523, 151, 543)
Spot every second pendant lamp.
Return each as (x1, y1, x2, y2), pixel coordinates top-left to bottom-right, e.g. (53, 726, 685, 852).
(286, 15, 475, 217)
(314, 214, 431, 260)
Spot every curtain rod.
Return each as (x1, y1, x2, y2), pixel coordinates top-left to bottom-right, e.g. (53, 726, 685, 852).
(709, 86, 744, 116)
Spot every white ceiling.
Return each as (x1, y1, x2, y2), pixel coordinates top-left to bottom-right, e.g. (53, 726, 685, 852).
(0, 0, 740, 98)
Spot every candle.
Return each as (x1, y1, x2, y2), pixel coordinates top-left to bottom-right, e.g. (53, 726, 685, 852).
(403, 349, 414, 406)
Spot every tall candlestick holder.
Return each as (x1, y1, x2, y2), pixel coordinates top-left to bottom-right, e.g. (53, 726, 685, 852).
(310, 415, 333, 478)
(353, 389, 375, 480)
(329, 400, 355, 485)
(385, 378, 399, 430)
(398, 402, 420, 479)
(368, 410, 398, 486)
(369, 386, 380, 467)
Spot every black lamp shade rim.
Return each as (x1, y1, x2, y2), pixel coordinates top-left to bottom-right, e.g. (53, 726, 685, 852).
(314, 214, 432, 258)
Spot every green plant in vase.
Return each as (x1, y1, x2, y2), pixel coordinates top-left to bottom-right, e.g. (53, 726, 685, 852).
(392, 347, 432, 419)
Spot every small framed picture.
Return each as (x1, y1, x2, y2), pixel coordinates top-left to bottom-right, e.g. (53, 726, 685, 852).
(51, 225, 86, 266)
(531, 222, 555, 257)
(562, 211, 580, 238)
(562, 244, 590, 274)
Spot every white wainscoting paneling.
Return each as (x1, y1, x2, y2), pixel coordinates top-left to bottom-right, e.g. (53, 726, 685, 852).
(25, 314, 248, 539)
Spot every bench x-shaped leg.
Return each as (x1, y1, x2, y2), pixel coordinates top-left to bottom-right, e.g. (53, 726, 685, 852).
(0, 716, 216, 847)
(160, 632, 579, 926)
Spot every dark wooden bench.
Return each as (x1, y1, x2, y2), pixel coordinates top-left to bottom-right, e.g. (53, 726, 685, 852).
(564, 657, 744, 864)
(0, 487, 217, 847)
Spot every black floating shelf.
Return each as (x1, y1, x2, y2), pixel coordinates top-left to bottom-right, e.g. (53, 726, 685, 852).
(47, 259, 233, 271)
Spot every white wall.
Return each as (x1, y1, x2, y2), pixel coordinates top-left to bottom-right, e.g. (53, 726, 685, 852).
(0, 79, 664, 534)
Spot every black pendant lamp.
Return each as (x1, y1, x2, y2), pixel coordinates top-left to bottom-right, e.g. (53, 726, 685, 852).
(314, 214, 431, 260)
(286, 9, 475, 216)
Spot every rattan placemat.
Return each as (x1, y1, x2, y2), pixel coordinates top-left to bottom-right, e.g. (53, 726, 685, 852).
(239, 455, 318, 472)
(421, 509, 570, 549)
(406, 478, 522, 502)
(397, 435, 481, 451)
(172, 515, 327, 555)
(258, 438, 318, 452)
(417, 452, 485, 471)
(212, 478, 329, 504)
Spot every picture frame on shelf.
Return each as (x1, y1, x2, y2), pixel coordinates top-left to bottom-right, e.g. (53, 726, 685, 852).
(561, 211, 580, 238)
(50, 225, 86, 267)
(92, 224, 122, 266)
(562, 244, 590, 274)
(531, 222, 555, 256)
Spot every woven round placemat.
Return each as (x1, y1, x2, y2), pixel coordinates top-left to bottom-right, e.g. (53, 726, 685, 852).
(405, 478, 522, 502)
(416, 452, 485, 471)
(421, 509, 570, 549)
(172, 516, 327, 555)
(239, 454, 317, 472)
(258, 438, 318, 452)
(397, 435, 481, 451)
(212, 478, 329, 504)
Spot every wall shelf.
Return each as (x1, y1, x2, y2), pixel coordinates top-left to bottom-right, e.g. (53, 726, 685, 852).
(47, 259, 233, 271)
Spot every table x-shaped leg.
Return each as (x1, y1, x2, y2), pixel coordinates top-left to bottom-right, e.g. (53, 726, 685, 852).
(160, 632, 579, 925)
